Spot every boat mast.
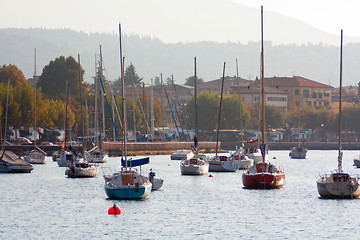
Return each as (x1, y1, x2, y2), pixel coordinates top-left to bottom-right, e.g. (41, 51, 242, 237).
(150, 78, 155, 141)
(78, 54, 85, 158)
(215, 62, 226, 157)
(33, 48, 37, 146)
(338, 29, 343, 173)
(64, 81, 68, 150)
(119, 24, 127, 166)
(236, 58, 243, 142)
(4, 79, 10, 146)
(194, 57, 198, 157)
(99, 46, 106, 141)
(260, 5, 266, 165)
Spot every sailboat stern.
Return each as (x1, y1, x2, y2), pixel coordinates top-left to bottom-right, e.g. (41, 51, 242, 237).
(317, 173, 360, 199)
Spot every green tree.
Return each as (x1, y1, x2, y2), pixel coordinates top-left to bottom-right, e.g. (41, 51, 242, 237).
(184, 75, 204, 87)
(301, 106, 336, 131)
(124, 63, 143, 87)
(265, 105, 283, 130)
(38, 56, 84, 98)
(184, 91, 218, 131)
(221, 94, 251, 129)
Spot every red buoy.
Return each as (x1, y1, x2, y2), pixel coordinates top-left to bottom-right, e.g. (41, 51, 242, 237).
(108, 203, 121, 215)
(209, 174, 213, 177)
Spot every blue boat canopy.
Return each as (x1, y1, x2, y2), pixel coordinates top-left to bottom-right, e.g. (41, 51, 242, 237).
(121, 157, 150, 167)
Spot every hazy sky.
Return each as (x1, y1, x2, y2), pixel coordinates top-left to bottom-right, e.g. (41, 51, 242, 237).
(1, 0, 360, 43)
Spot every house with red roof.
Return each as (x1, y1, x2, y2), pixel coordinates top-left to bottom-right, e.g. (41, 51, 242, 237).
(263, 76, 333, 109)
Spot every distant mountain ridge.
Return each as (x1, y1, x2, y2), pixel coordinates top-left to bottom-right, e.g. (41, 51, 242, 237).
(1, 28, 360, 87)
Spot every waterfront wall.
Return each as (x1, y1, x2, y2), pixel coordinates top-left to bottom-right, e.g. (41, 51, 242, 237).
(7, 141, 360, 156)
(102, 141, 218, 155)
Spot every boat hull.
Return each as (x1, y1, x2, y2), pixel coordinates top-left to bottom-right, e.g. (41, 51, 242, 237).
(0, 150, 34, 173)
(246, 151, 268, 164)
(317, 173, 360, 199)
(86, 152, 107, 163)
(242, 172, 285, 189)
(209, 160, 240, 172)
(171, 149, 194, 160)
(354, 158, 360, 168)
(104, 182, 152, 199)
(180, 164, 209, 175)
(65, 164, 98, 178)
(238, 159, 254, 170)
(24, 151, 46, 164)
(0, 162, 33, 173)
(290, 147, 308, 159)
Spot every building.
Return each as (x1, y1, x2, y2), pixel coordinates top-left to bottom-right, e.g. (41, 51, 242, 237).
(197, 77, 252, 94)
(263, 76, 333, 109)
(231, 85, 288, 112)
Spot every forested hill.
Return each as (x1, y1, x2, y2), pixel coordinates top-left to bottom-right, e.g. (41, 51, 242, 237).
(1, 28, 360, 87)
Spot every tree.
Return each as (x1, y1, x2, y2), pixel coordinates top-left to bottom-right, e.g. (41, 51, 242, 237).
(153, 76, 160, 85)
(301, 106, 336, 131)
(184, 75, 204, 87)
(0, 64, 28, 86)
(124, 63, 143, 87)
(38, 56, 84, 98)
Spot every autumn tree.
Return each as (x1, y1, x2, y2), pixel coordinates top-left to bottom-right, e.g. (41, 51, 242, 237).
(38, 56, 84, 98)
(0, 64, 28, 86)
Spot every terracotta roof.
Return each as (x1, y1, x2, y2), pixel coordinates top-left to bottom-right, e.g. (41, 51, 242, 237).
(264, 76, 333, 88)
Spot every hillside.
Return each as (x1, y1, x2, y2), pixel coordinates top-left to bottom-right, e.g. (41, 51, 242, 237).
(1, 28, 360, 87)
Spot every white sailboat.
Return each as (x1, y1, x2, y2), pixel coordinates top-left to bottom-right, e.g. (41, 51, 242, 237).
(103, 24, 152, 199)
(86, 46, 107, 163)
(290, 90, 308, 159)
(65, 55, 98, 178)
(24, 48, 46, 164)
(317, 30, 360, 199)
(180, 57, 209, 175)
(209, 62, 241, 172)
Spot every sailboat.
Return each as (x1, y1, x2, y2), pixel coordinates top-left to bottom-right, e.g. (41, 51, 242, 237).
(103, 24, 152, 199)
(24, 48, 46, 164)
(242, 6, 285, 189)
(180, 57, 209, 175)
(0, 79, 33, 173)
(289, 91, 308, 159)
(65, 55, 98, 178)
(86, 46, 107, 163)
(317, 30, 360, 199)
(209, 62, 241, 172)
(57, 82, 81, 167)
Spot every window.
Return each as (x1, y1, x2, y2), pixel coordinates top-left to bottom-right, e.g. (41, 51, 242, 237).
(303, 89, 309, 98)
(306, 101, 312, 106)
(295, 89, 299, 95)
(324, 91, 330, 97)
(314, 101, 317, 106)
(267, 96, 287, 102)
(324, 101, 329, 107)
(312, 90, 318, 98)
(318, 90, 323, 98)
(295, 101, 299, 106)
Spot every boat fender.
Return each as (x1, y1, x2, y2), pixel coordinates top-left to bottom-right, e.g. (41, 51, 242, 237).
(108, 203, 121, 215)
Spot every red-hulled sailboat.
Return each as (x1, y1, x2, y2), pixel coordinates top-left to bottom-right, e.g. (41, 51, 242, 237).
(242, 6, 285, 189)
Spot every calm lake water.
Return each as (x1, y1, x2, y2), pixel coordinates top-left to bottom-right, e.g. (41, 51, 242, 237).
(1, 150, 360, 239)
